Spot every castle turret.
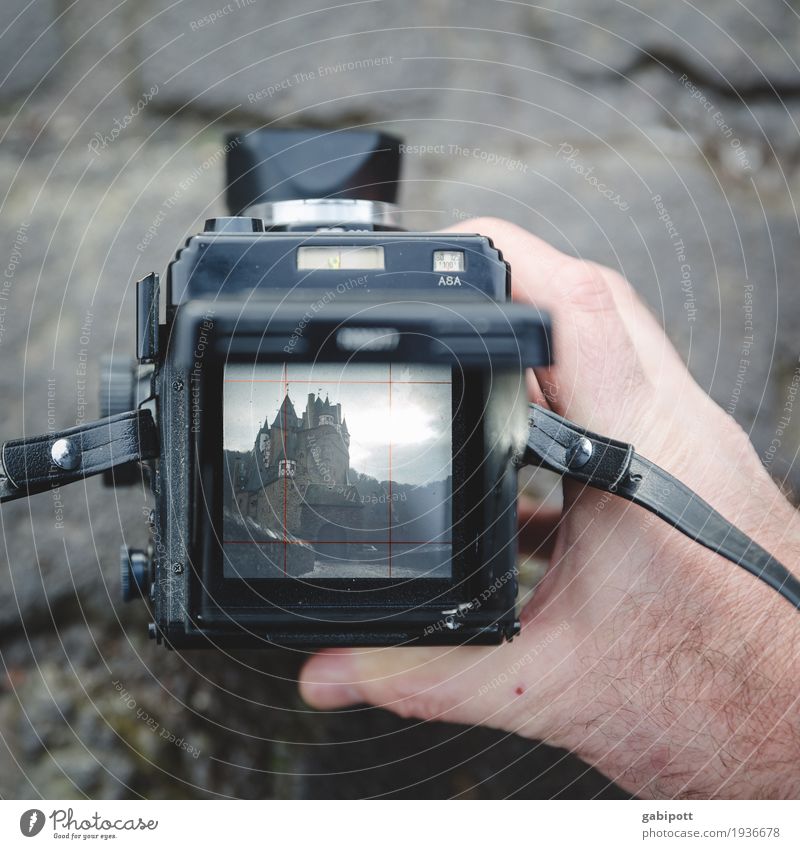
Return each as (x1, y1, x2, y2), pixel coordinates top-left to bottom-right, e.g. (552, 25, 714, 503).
(272, 394, 299, 429)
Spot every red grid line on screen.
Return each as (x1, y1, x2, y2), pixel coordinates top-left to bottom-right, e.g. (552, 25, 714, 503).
(224, 379, 450, 384)
(283, 362, 288, 576)
(225, 540, 450, 545)
(388, 362, 392, 578)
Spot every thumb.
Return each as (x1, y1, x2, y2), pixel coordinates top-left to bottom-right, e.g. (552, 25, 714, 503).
(300, 647, 495, 719)
(299, 625, 573, 737)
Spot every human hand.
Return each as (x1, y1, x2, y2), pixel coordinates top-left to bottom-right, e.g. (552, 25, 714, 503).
(299, 218, 800, 799)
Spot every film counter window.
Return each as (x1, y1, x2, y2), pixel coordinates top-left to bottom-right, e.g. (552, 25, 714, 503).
(222, 362, 453, 579)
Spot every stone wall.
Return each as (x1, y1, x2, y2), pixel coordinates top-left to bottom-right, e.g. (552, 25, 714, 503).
(1, 0, 798, 798)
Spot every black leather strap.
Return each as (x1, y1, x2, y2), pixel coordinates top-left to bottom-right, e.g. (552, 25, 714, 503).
(0, 409, 158, 502)
(520, 403, 800, 610)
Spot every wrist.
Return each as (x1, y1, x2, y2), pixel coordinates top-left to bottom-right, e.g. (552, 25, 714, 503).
(562, 534, 800, 799)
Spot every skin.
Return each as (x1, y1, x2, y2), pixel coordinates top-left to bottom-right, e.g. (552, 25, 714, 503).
(299, 218, 800, 799)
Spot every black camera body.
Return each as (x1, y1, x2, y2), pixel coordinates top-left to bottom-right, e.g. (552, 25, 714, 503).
(70, 129, 552, 648)
(5, 129, 795, 647)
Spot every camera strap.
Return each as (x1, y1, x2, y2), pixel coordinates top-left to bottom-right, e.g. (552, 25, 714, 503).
(520, 403, 800, 610)
(0, 409, 158, 503)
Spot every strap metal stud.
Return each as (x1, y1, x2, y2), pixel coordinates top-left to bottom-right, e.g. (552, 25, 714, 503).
(51, 438, 81, 471)
(566, 436, 593, 469)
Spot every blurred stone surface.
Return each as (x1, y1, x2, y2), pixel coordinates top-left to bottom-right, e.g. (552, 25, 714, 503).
(0, 0, 798, 799)
(533, 0, 800, 88)
(0, 0, 60, 99)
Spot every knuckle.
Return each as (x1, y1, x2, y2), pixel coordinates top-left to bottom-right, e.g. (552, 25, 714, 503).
(556, 259, 617, 315)
(387, 688, 447, 722)
(465, 216, 527, 243)
(375, 675, 453, 722)
(591, 262, 631, 297)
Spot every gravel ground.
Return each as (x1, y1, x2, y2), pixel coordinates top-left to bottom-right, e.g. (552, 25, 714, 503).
(1, 0, 799, 799)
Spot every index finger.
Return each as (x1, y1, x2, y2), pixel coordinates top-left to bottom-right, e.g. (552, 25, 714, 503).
(444, 217, 695, 435)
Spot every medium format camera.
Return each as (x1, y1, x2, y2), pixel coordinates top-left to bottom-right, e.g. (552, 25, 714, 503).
(3, 129, 797, 649)
(105, 128, 551, 648)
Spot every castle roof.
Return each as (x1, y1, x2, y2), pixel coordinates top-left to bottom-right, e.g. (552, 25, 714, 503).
(271, 393, 299, 429)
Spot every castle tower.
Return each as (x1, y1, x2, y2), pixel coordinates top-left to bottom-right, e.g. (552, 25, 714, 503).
(298, 392, 350, 489)
(230, 388, 367, 575)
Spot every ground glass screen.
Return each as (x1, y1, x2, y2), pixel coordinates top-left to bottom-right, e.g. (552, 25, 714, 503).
(222, 362, 452, 579)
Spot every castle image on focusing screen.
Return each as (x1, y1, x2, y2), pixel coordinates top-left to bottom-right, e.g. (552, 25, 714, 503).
(223, 388, 451, 579)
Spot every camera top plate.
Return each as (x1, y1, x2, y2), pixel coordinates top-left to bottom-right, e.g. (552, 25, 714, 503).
(166, 231, 510, 306)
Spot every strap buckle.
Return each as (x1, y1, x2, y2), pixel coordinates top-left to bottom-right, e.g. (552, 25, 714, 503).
(0, 409, 159, 503)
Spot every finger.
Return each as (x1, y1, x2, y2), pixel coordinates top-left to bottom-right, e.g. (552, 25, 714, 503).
(443, 219, 692, 437)
(526, 367, 549, 408)
(589, 261, 688, 379)
(446, 218, 680, 376)
(517, 495, 561, 557)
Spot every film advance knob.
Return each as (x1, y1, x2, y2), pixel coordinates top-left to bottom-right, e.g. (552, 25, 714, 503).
(99, 355, 150, 487)
(120, 546, 151, 603)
